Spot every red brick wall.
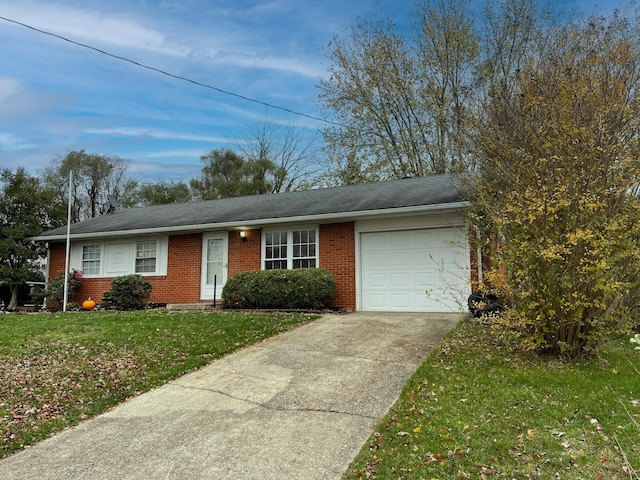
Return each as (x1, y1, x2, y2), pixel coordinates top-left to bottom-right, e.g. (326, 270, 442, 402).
(151, 233, 203, 303)
(48, 224, 358, 310)
(319, 222, 356, 310)
(48, 243, 66, 277)
(49, 234, 205, 305)
(228, 229, 261, 276)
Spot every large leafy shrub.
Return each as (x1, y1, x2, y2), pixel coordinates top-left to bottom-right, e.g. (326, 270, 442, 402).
(222, 268, 336, 310)
(469, 14, 640, 358)
(109, 274, 152, 310)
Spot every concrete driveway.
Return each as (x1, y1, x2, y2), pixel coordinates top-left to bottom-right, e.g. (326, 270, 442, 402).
(0, 312, 460, 480)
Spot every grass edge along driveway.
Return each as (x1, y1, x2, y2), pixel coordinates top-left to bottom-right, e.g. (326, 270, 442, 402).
(344, 318, 640, 480)
(0, 309, 318, 459)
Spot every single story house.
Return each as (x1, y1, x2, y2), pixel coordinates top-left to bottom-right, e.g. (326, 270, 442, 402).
(31, 174, 476, 312)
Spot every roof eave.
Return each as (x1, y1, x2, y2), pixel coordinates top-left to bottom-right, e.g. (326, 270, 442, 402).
(29, 201, 470, 242)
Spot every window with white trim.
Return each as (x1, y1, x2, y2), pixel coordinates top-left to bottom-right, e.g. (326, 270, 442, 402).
(72, 237, 167, 277)
(81, 245, 101, 275)
(264, 228, 317, 269)
(265, 231, 288, 270)
(135, 240, 157, 273)
(293, 229, 316, 268)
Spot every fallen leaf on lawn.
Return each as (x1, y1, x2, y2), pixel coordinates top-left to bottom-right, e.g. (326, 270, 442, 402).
(481, 465, 495, 475)
(424, 453, 444, 464)
(413, 427, 421, 433)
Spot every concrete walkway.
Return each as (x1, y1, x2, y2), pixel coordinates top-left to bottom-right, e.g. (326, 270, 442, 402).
(0, 312, 460, 480)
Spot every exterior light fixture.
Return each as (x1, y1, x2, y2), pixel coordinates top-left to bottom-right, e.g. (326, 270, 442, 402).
(240, 230, 247, 241)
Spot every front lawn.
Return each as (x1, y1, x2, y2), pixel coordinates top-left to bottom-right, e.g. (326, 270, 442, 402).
(345, 318, 640, 479)
(0, 309, 317, 459)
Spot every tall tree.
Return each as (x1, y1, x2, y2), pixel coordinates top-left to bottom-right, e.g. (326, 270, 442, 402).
(414, 0, 479, 172)
(469, 10, 640, 357)
(190, 149, 278, 200)
(42, 150, 136, 221)
(230, 118, 320, 192)
(136, 180, 192, 206)
(319, 18, 429, 183)
(0, 168, 66, 310)
(318, 1, 479, 183)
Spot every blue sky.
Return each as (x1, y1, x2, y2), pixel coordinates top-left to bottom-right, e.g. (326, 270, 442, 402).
(0, 0, 626, 183)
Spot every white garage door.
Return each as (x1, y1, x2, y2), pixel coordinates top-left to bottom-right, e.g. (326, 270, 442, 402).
(360, 227, 470, 312)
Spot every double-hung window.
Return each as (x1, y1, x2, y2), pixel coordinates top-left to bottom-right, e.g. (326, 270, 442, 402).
(292, 229, 316, 268)
(264, 228, 317, 270)
(81, 245, 101, 276)
(265, 232, 288, 270)
(135, 240, 157, 273)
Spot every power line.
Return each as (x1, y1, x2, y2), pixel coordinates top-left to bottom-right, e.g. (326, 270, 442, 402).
(0, 15, 342, 127)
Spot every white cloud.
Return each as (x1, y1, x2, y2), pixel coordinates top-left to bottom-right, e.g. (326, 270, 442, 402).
(142, 150, 209, 159)
(124, 158, 202, 181)
(0, 77, 24, 102)
(0, 76, 65, 123)
(85, 127, 225, 143)
(0, 132, 34, 150)
(212, 52, 324, 79)
(1, 1, 188, 56)
(2, 0, 324, 82)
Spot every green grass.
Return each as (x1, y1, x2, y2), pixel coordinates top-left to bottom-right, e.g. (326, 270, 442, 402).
(345, 318, 640, 480)
(0, 309, 317, 458)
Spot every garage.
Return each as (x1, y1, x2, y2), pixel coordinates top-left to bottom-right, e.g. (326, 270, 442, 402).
(360, 227, 470, 312)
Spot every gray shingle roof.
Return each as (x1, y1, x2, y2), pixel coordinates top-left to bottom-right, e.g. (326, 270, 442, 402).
(33, 174, 467, 241)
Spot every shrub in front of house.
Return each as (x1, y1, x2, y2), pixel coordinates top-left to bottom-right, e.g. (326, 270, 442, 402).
(46, 268, 84, 307)
(109, 274, 152, 310)
(222, 268, 336, 310)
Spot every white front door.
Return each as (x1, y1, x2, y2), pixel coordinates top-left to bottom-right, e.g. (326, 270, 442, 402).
(201, 232, 228, 300)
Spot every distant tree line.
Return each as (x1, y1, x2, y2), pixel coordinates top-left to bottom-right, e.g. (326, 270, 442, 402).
(34, 118, 320, 223)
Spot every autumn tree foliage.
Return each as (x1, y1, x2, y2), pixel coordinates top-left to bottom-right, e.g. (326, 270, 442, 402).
(469, 11, 640, 357)
(42, 150, 137, 221)
(136, 180, 192, 206)
(318, 0, 477, 183)
(190, 149, 278, 200)
(229, 117, 320, 192)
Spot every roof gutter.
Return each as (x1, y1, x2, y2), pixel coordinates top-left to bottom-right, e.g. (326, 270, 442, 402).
(30, 201, 470, 242)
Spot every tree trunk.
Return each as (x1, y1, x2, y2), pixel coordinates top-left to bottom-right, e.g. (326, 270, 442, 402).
(8, 285, 18, 311)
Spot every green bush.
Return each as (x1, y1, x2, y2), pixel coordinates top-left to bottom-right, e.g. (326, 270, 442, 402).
(46, 269, 83, 306)
(222, 268, 336, 310)
(109, 274, 152, 310)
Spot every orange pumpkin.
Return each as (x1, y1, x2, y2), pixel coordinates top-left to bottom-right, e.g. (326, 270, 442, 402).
(82, 298, 96, 310)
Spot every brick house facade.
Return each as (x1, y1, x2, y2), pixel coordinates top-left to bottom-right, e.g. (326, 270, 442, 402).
(34, 175, 472, 312)
(49, 223, 356, 310)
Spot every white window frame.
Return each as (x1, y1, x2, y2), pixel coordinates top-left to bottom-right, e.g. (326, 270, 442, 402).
(264, 231, 289, 270)
(71, 236, 168, 277)
(81, 244, 102, 276)
(262, 226, 318, 270)
(135, 240, 158, 273)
